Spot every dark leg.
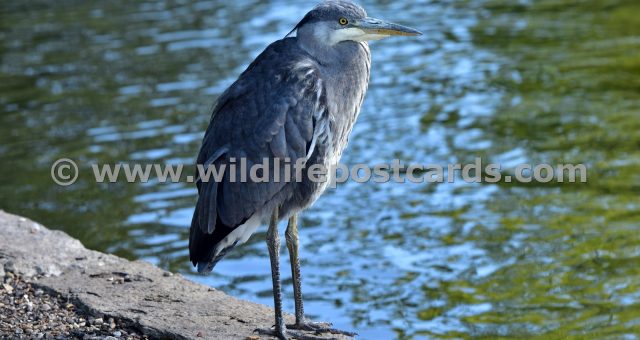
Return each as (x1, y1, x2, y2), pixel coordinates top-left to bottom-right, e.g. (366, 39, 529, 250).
(284, 214, 357, 337)
(256, 209, 325, 340)
(267, 207, 286, 339)
(285, 214, 305, 325)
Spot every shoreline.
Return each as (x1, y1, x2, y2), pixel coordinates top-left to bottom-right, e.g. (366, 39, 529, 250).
(0, 210, 352, 339)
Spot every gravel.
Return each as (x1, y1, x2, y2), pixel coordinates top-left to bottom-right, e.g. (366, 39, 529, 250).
(0, 270, 146, 340)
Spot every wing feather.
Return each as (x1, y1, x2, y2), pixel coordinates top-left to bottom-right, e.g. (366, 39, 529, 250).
(191, 39, 325, 242)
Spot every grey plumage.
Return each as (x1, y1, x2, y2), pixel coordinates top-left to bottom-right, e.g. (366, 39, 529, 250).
(190, 1, 371, 270)
(188, 1, 420, 337)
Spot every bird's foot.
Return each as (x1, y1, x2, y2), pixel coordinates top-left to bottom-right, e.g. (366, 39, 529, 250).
(287, 321, 357, 337)
(255, 326, 330, 340)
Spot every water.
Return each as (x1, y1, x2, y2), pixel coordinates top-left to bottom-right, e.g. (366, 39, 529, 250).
(2, 0, 640, 338)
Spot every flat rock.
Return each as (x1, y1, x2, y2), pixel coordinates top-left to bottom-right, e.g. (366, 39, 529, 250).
(0, 210, 353, 339)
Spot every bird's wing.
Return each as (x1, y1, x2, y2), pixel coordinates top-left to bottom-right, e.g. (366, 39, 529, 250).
(194, 41, 326, 235)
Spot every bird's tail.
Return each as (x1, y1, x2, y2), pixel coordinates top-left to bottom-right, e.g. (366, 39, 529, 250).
(189, 202, 234, 273)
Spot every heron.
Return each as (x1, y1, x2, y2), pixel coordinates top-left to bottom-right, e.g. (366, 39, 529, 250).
(189, 1, 420, 338)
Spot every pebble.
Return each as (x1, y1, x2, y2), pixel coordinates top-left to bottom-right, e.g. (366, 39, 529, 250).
(0, 274, 145, 339)
(2, 283, 13, 293)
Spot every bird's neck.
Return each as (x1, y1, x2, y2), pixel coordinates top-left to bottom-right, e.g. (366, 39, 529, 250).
(297, 37, 366, 67)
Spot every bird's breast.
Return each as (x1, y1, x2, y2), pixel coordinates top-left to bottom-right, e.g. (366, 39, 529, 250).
(326, 43, 371, 157)
(279, 42, 371, 217)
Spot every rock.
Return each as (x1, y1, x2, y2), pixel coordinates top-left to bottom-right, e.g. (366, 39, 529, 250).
(0, 210, 353, 340)
(4, 260, 38, 278)
(3, 261, 15, 274)
(2, 283, 13, 293)
(35, 264, 63, 277)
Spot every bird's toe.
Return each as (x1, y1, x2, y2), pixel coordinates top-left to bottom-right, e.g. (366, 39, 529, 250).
(287, 321, 357, 337)
(255, 326, 287, 340)
(256, 326, 333, 340)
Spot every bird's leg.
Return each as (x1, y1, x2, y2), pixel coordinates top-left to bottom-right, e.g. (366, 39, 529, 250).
(285, 214, 305, 325)
(266, 207, 287, 339)
(256, 209, 327, 340)
(284, 214, 358, 338)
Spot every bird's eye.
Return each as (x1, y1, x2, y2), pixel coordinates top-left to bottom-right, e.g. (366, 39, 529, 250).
(339, 18, 348, 25)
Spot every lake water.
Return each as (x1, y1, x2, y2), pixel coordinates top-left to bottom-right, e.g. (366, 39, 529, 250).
(2, 0, 639, 338)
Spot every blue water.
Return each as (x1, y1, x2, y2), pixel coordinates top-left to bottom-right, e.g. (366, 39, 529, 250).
(2, 0, 640, 338)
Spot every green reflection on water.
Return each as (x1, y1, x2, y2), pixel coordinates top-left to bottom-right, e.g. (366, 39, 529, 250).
(441, 0, 640, 337)
(1, 0, 640, 338)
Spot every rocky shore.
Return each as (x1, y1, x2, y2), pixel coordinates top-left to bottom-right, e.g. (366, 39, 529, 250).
(0, 210, 352, 340)
(1, 272, 144, 339)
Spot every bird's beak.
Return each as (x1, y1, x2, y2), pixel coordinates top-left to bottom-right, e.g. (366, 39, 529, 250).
(353, 17, 422, 38)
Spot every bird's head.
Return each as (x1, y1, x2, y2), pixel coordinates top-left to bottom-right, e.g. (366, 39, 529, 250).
(291, 0, 421, 47)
